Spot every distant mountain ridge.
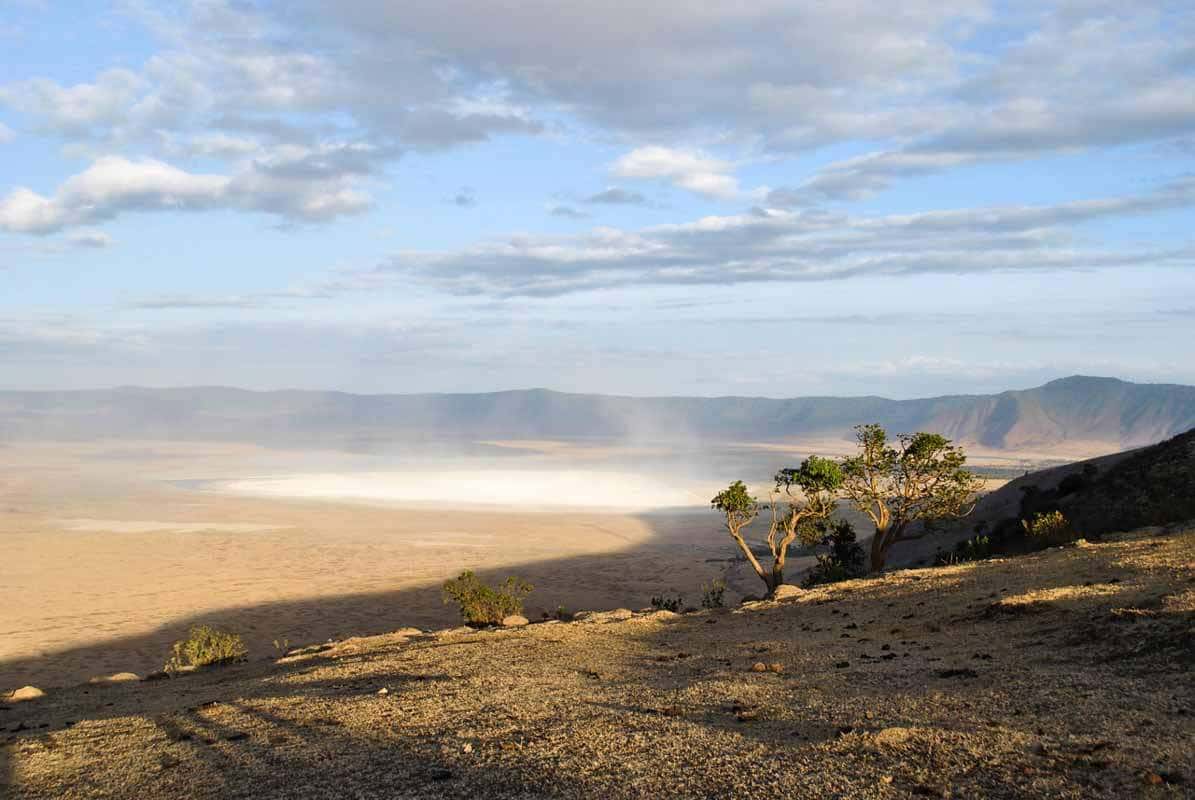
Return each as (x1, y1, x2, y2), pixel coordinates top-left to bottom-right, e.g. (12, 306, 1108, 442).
(1, 376, 1193, 452)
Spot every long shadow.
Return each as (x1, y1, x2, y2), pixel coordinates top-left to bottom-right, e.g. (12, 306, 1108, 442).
(0, 506, 744, 794)
(2, 528, 1191, 798)
(0, 508, 735, 688)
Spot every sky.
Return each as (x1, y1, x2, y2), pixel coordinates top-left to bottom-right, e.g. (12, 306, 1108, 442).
(1, 0, 1193, 399)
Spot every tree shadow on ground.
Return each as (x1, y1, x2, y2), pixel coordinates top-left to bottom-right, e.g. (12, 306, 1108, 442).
(3, 526, 1191, 798)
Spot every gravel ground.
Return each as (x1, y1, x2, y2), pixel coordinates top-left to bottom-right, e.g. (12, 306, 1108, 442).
(3, 526, 1193, 799)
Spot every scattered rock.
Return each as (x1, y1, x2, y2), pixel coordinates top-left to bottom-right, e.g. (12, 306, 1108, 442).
(731, 702, 760, 722)
(768, 662, 784, 673)
(644, 610, 678, 620)
(7, 686, 44, 703)
(435, 626, 477, 638)
(936, 667, 979, 679)
(429, 767, 454, 781)
(1144, 772, 1165, 786)
(771, 584, 804, 601)
(286, 643, 334, 657)
(89, 672, 141, 685)
(143, 671, 171, 682)
(224, 731, 249, 742)
(873, 726, 918, 747)
(750, 662, 769, 673)
(834, 661, 850, 669)
(392, 627, 424, 637)
(500, 615, 529, 628)
(376, 688, 389, 696)
(575, 608, 634, 624)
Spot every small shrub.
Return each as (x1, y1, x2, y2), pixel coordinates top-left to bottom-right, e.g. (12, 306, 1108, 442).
(1022, 510, 1078, 546)
(935, 534, 993, 565)
(165, 625, 247, 673)
(442, 570, 532, 626)
(701, 579, 727, 609)
(651, 593, 683, 612)
(542, 605, 573, 622)
(803, 520, 866, 587)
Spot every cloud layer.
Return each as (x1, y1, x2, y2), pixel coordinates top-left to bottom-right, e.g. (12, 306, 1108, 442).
(369, 177, 1195, 296)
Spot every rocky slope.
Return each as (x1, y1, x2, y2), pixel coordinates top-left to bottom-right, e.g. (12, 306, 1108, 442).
(890, 425, 1195, 566)
(3, 526, 1192, 799)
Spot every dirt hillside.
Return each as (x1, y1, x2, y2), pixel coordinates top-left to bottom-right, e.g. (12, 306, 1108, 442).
(4, 524, 1193, 799)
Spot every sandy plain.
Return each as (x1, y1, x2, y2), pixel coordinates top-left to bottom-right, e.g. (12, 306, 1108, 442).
(0, 440, 743, 690)
(0, 435, 1071, 692)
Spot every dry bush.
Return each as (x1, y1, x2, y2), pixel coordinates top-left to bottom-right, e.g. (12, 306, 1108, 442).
(1023, 510, 1079, 546)
(165, 625, 247, 673)
(701, 579, 727, 609)
(443, 570, 533, 625)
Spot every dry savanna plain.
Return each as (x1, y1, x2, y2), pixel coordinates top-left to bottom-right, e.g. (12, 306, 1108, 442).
(0, 436, 1044, 691)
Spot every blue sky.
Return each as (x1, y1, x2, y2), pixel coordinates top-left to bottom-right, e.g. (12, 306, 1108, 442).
(1, 0, 1193, 398)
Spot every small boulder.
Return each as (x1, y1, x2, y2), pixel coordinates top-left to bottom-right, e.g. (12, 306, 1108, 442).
(392, 627, 424, 637)
(750, 662, 769, 673)
(644, 609, 678, 620)
(768, 662, 784, 673)
(771, 584, 804, 601)
(500, 615, 529, 628)
(8, 686, 45, 702)
(88, 672, 141, 685)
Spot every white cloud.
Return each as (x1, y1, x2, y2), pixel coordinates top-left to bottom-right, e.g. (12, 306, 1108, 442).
(0, 155, 370, 234)
(0, 68, 146, 135)
(611, 146, 740, 199)
(0, 122, 14, 144)
(363, 177, 1195, 296)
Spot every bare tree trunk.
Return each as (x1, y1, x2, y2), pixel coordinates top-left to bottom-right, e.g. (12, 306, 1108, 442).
(768, 564, 784, 593)
(869, 526, 889, 573)
(730, 530, 770, 590)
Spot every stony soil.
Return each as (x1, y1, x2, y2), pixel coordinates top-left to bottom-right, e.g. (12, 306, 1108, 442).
(3, 526, 1193, 799)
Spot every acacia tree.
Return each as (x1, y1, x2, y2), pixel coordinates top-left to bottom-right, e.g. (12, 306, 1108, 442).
(711, 456, 843, 596)
(840, 424, 984, 573)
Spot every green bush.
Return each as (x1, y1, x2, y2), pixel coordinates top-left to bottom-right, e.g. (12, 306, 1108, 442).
(542, 605, 573, 621)
(701, 579, 727, 609)
(803, 520, 866, 587)
(442, 570, 533, 626)
(650, 593, 683, 612)
(165, 625, 247, 673)
(1022, 510, 1078, 546)
(935, 534, 993, 565)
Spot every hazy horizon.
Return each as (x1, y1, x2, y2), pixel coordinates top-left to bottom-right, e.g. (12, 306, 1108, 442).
(0, 372, 1190, 402)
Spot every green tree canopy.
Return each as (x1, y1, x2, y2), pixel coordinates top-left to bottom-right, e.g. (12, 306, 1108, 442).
(840, 424, 983, 572)
(712, 455, 844, 596)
